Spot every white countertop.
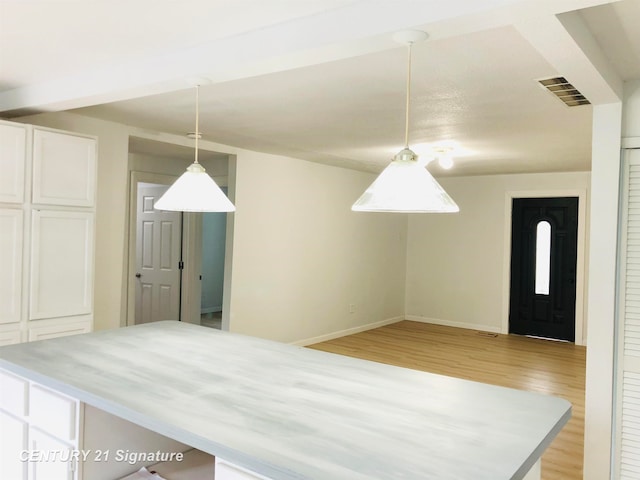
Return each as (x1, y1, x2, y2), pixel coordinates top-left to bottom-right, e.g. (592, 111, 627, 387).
(0, 321, 570, 480)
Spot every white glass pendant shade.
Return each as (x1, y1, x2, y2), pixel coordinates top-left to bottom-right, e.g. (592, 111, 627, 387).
(352, 31, 458, 214)
(154, 163, 235, 212)
(154, 84, 235, 213)
(352, 148, 459, 213)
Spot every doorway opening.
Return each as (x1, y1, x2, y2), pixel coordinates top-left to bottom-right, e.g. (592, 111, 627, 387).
(199, 200, 228, 329)
(128, 177, 230, 329)
(126, 136, 235, 330)
(509, 197, 579, 342)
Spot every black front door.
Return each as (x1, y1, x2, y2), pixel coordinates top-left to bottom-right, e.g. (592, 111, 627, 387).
(509, 197, 578, 342)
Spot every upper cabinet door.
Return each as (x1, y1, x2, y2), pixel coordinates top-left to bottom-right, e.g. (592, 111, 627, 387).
(0, 209, 23, 324)
(30, 210, 94, 320)
(0, 122, 27, 204)
(32, 129, 96, 207)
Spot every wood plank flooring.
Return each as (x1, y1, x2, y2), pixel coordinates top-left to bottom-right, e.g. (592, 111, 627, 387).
(308, 320, 586, 480)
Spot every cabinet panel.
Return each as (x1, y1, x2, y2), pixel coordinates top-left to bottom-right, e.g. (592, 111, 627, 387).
(32, 129, 95, 207)
(0, 369, 28, 416)
(28, 318, 91, 342)
(0, 209, 23, 324)
(0, 122, 27, 204)
(0, 326, 22, 345)
(28, 428, 76, 480)
(30, 385, 78, 443)
(0, 411, 28, 480)
(30, 210, 93, 320)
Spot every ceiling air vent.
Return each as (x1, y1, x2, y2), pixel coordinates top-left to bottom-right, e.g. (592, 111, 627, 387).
(538, 77, 591, 107)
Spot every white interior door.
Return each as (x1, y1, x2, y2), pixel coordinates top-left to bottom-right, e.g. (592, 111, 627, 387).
(135, 184, 182, 324)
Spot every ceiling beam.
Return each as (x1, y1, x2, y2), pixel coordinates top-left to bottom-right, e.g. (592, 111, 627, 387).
(515, 8, 623, 105)
(0, 0, 620, 116)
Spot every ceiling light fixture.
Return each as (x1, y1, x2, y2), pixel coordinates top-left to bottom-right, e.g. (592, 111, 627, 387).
(352, 30, 459, 213)
(434, 146, 454, 170)
(154, 83, 236, 213)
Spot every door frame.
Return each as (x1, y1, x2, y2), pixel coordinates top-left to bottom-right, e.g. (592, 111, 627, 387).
(501, 188, 588, 345)
(126, 170, 235, 328)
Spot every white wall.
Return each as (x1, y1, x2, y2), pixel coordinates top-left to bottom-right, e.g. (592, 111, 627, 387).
(201, 210, 227, 313)
(16, 112, 407, 343)
(405, 171, 590, 337)
(230, 150, 407, 344)
(623, 80, 640, 138)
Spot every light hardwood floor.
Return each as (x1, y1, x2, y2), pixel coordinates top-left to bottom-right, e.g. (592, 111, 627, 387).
(308, 320, 586, 480)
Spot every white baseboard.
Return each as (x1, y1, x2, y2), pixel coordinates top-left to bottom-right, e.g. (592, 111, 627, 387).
(405, 315, 502, 334)
(201, 306, 222, 314)
(291, 316, 405, 347)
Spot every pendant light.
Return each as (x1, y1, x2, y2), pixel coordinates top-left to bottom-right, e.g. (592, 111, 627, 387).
(352, 31, 459, 213)
(155, 84, 236, 212)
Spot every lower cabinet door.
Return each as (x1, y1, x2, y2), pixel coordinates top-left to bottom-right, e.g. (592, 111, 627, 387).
(28, 428, 76, 480)
(0, 410, 28, 480)
(29, 384, 79, 443)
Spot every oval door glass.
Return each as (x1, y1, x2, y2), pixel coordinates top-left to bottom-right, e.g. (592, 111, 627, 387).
(535, 221, 551, 295)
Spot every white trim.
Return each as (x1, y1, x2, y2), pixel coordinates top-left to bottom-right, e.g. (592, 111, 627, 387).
(621, 137, 640, 149)
(201, 306, 222, 314)
(291, 316, 404, 347)
(523, 459, 541, 480)
(27, 123, 97, 142)
(0, 324, 23, 346)
(406, 315, 502, 334)
(501, 189, 588, 346)
(623, 356, 640, 374)
(28, 317, 92, 342)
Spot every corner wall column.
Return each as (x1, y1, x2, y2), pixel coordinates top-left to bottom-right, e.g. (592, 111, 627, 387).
(583, 102, 622, 480)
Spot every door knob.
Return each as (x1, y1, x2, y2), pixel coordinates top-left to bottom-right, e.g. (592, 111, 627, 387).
(135, 273, 142, 278)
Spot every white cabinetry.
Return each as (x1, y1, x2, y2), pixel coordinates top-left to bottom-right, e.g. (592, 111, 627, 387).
(32, 129, 96, 207)
(0, 410, 28, 479)
(30, 210, 94, 320)
(0, 122, 26, 203)
(0, 369, 81, 480)
(0, 209, 23, 324)
(0, 120, 96, 344)
(0, 368, 191, 480)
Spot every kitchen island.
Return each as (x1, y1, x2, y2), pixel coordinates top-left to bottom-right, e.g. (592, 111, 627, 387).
(0, 321, 570, 479)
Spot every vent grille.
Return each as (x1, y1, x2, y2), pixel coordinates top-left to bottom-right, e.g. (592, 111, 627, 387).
(538, 77, 591, 107)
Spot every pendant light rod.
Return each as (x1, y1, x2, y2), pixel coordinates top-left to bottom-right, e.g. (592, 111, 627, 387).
(404, 42, 412, 148)
(194, 85, 200, 164)
(392, 30, 427, 149)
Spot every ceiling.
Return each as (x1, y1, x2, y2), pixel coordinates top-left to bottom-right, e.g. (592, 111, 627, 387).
(1, 0, 639, 177)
